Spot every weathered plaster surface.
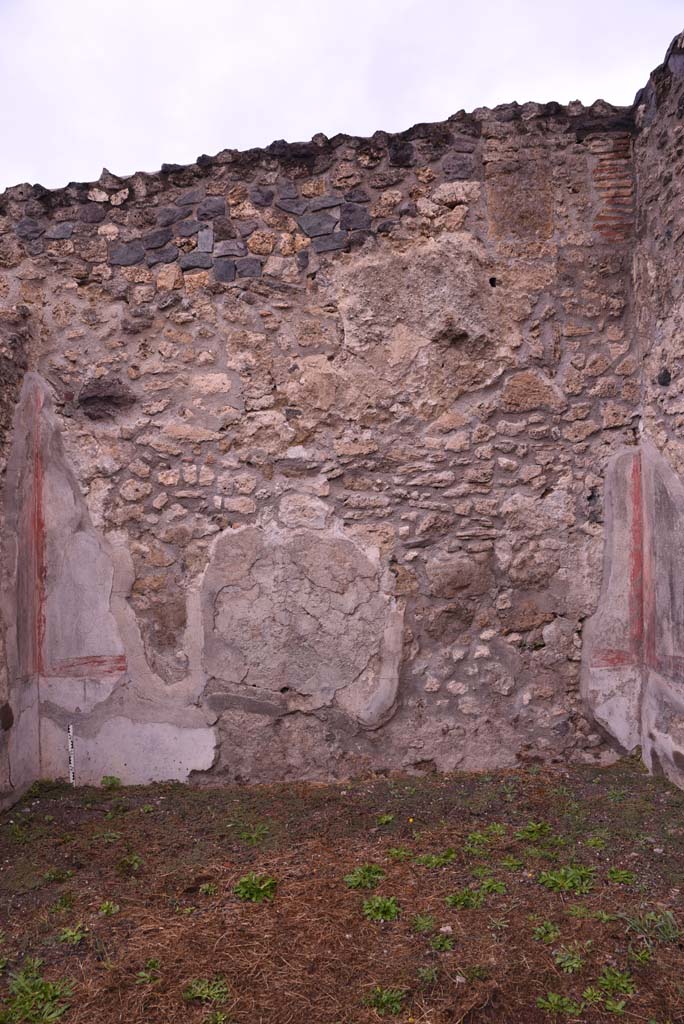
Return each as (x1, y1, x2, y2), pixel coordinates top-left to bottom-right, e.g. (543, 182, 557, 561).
(2, 34, 684, 804)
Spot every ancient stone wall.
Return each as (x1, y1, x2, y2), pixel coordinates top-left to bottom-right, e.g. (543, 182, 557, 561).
(583, 33, 684, 788)
(1, 35, 683, 805)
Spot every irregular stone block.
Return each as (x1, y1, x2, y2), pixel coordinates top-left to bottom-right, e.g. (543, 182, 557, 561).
(109, 240, 145, 266)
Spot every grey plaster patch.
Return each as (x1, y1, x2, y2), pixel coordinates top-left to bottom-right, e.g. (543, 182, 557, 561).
(200, 523, 403, 727)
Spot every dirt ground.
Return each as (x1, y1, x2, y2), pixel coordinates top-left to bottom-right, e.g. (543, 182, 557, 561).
(1, 757, 684, 1023)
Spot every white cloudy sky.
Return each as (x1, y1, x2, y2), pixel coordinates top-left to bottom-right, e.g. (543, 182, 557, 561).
(0, 0, 681, 191)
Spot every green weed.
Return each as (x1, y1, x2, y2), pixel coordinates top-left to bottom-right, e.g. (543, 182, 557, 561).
(362, 896, 401, 922)
(344, 864, 385, 890)
(233, 873, 276, 903)
(182, 976, 230, 1004)
(364, 985, 405, 1016)
(533, 921, 560, 944)
(538, 865, 595, 895)
(98, 901, 120, 916)
(1, 958, 73, 1023)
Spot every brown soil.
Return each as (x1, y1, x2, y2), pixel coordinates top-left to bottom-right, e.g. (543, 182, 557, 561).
(1, 757, 684, 1023)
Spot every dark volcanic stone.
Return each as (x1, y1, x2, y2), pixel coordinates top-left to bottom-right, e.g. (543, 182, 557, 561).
(213, 216, 237, 241)
(275, 197, 309, 215)
(376, 219, 397, 234)
(214, 258, 237, 282)
(45, 222, 74, 240)
(109, 240, 145, 266)
(176, 187, 204, 206)
(179, 251, 213, 270)
(250, 186, 274, 206)
(277, 181, 299, 199)
(198, 227, 214, 252)
(308, 195, 341, 211)
(157, 206, 191, 227)
(298, 211, 337, 237)
(236, 219, 258, 237)
(214, 239, 247, 257)
(235, 257, 262, 278)
(143, 227, 173, 250)
(388, 139, 415, 167)
(197, 196, 226, 219)
(397, 199, 417, 217)
(146, 244, 179, 266)
(15, 218, 45, 240)
(442, 152, 476, 180)
(80, 204, 107, 224)
(312, 231, 349, 253)
(344, 187, 370, 203)
(340, 203, 371, 231)
(176, 220, 207, 238)
(296, 249, 309, 271)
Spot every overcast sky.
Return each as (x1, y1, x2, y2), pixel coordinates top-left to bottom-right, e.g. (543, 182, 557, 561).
(0, 0, 681, 191)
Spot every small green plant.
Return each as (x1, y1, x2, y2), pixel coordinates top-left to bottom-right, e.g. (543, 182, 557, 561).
(238, 823, 269, 846)
(362, 896, 401, 922)
(536, 992, 583, 1014)
(376, 813, 395, 826)
(140, 804, 155, 814)
(116, 852, 143, 877)
(582, 986, 603, 1005)
(233, 872, 276, 903)
(364, 985, 405, 1016)
(585, 836, 607, 850)
(533, 921, 560, 944)
(206, 1014, 229, 1024)
(8, 823, 30, 845)
(515, 821, 552, 842)
(42, 868, 73, 884)
(479, 877, 506, 895)
(553, 943, 587, 974)
(344, 864, 385, 890)
(629, 944, 652, 965)
(430, 933, 453, 951)
(96, 831, 122, 845)
(624, 910, 680, 943)
(417, 965, 438, 984)
(182, 976, 230, 1004)
(387, 846, 412, 862)
(100, 775, 122, 790)
(445, 887, 485, 909)
(199, 882, 218, 896)
(98, 900, 120, 916)
(538, 865, 595, 895)
(49, 894, 73, 914)
(463, 830, 490, 855)
(135, 958, 161, 985)
(465, 965, 489, 981)
(598, 967, 635, 997)
(608, 868, 635, 885)
(604, 998, 627, 1015)
(411, 914, 435, 934)
(415, 847, 455, 868)
(58, 923, 86, 946)
(3, 958, 73, 1022)
(500, 855, 524, 870)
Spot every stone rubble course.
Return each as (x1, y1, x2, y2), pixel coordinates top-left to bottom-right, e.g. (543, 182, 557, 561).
(1, 33, 684, 806)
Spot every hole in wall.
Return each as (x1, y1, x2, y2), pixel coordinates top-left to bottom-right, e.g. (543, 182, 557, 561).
(78, 377, 136, 420)
(658, 367, 672, 387)
(489, 276, 497, 287)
